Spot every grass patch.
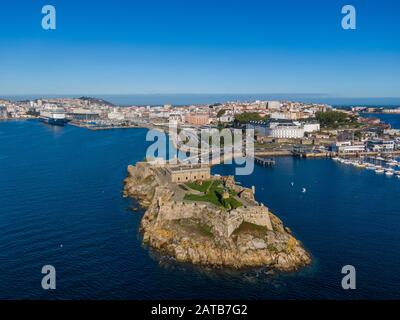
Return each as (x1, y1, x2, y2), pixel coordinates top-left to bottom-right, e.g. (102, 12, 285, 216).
(184, 192, 222, 207)
(220, 196, 242, 210)
(184, 180, 242, 210)
(185, 180, 219, 193)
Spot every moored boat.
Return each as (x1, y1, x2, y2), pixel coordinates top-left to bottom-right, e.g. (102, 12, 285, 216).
(385, 170, 394, 176)
(39, 108, 68, 126)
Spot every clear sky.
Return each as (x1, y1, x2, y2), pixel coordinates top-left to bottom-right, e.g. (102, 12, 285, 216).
(0, 0, 399, 96)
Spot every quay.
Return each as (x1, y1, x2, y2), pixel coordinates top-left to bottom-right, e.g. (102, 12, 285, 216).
(254, 156, 275, 166)
(293, 151, 400, 158)
(291, 146, 400, 159)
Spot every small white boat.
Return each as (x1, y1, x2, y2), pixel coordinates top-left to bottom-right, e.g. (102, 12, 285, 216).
(375, 169, 385, 174)
(385, 170, 394, 176)
(354, 162, 366, 168)
(302, 188, 307, 193)
(332, 157, 340, 161)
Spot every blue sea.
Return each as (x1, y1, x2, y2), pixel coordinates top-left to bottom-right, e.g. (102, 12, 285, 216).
(1, 119, 400, 299)
(363, 113, 400, 129)
(2, 94, 400, 107)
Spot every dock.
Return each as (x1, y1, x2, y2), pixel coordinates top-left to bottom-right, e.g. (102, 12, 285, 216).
(254, 157, 275, 167)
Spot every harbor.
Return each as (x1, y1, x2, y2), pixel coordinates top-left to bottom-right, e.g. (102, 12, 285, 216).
(2, 108, 400, 300)
(332, 155, 400, 177)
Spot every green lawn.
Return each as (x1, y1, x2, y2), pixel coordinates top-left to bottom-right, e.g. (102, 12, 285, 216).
(185, 180, 215, 193)
(184, 180, 242, 210)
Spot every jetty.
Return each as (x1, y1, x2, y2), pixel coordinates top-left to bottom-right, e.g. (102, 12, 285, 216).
(254, 157, 275, 167)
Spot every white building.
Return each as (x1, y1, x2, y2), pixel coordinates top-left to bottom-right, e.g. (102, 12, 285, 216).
(268, 122, 304, 138)
(248, 120, 304, 139)
(270, 112, 287, 120)
(302, 122, 320, 133)
(367, 140, 395, 151)
(267, 101, 281, 110)
(218, 115, 234, 123)
(384, 129, 400, 136)
(108, 108, 125, 121)
(169, 112, 184, 123)
(332, 141, 365, 153)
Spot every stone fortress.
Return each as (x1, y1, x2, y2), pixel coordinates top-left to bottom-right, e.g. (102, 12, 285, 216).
(134, 160, 273, 238)
(165, 164, 211, 183)
(124, 160, 311, 270)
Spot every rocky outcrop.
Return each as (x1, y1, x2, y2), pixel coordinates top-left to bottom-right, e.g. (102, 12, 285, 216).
(123, 163, 311, 271)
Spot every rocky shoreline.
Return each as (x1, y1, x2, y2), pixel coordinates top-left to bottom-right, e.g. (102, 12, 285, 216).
(123, 162, 311, 271)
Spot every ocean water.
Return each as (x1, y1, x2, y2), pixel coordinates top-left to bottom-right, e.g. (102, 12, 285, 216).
(363, 113, 400, 129)
(2, 94, 400, 107)
(1, 120, 400, 299)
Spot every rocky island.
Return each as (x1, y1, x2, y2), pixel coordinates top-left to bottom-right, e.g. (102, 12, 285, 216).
(123, 161, 311, 271)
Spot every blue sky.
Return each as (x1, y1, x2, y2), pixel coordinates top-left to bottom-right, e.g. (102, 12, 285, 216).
(0, 0, 399, 96)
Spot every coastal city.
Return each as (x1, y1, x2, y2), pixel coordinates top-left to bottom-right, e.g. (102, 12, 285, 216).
(2, 96, 400, 164)
(3, 0, 400, 307)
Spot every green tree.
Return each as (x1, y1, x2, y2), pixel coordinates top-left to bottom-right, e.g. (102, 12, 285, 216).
(217, 109, 226, 118)
(315, 111, 356, 128)
(234, 112, 269, 125)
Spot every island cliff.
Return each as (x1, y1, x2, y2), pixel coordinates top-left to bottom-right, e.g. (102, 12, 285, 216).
(123, 161, 311, 271)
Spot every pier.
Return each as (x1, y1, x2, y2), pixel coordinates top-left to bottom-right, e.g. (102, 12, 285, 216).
(254, 157, 275, 167)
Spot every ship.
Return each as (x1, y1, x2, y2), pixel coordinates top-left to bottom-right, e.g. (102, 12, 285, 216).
(39, 107, 69, 126)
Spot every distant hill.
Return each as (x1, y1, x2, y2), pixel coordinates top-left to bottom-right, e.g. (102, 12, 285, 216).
(78, 96, 114, 106)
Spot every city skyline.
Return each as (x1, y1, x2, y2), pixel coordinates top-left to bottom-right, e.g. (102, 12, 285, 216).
(1, 0, 400, 96)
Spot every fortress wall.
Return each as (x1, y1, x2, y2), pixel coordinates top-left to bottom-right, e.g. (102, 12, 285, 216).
(157, 201, 206, 221)
(129, 162, 153, 181)
(225, 214, 245, 238)
(169, 168, 211, 183)
(241, 207, 273, 231)
(156, 201, 273, 237)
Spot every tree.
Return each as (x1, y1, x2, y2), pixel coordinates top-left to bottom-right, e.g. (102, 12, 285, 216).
(217, 109, 226, 118)
(315, 111, 356, 128)
(234, 112, 269, 125)
(217, 122, 225, 131)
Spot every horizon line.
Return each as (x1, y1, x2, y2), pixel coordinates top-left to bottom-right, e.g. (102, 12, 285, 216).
(2, 93, 400, 99)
